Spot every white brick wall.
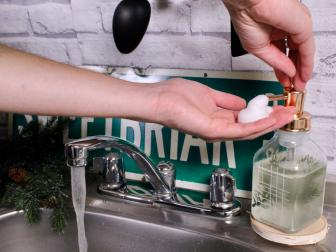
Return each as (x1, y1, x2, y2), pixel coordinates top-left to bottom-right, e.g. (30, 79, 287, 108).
(0, 0, 335, 174)
(72, 0, 102, 33)
(78, 33, 230, 69)
(2, 38, 71, 63)
(0, 6, 29, 34)
(314, 34, 336, 76)
(148, 0, 191, 33)
(191, 0, 230, 33)
(0, 1, 334, 72)
(29, 3, 75, 35)
(303, 0, 336, 32)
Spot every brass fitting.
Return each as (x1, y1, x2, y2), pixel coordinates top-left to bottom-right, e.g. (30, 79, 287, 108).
(267, 89, 311, 132)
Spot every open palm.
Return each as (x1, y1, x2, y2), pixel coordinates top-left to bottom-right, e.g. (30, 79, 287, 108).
(154, 78, 295, 141)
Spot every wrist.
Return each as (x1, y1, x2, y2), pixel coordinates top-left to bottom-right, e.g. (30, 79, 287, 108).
(115, 81, 164, 123)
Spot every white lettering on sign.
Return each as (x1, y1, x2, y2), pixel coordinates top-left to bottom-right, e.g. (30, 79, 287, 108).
(212, 141, 236, 169)
(120, 119, 141, 147)
(225, 141, 236, 169)
(81, 117, 94, 137)
(105, 118, 113, 136)
(180, 134, 209, 165)
(37, 116, 54, 125)
(37, 116, 47, 125)
(212, 142, 221, 166)
(24, 115, 33, 123)
(170, 129, 179, 160)
(144, 123, 165, 158)
(105, 118, 113, 151)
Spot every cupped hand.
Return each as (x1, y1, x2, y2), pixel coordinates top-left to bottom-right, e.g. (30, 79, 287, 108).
(153, 78, 295, 141)
(223, 0, 315, 91)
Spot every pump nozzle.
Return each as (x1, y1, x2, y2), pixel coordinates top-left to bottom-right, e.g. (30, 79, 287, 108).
(267, 88, 311, 132)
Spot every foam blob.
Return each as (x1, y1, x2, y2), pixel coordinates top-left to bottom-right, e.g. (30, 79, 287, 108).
(238, 95, 273, 123)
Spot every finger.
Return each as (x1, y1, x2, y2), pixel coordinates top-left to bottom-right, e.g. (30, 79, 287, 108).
(271, 106, 296, 120)
(272, 105, 293, 112)
(294, 58, 307, 91)
(272, 39, 286, 54)
(203, 106, 295, 141)
(210, 89, 246, 110)
(236, 124, 276, 141)
(272, 40, 291, 87)
(288, 47, 311, 91)
(293, 36, 315, 91)
(207, 116, 277, 141)
(251, 43, 296, 78)
(236, 107, 295, 140)
(288, 49, 301, 90)
(274, 68, 291, 88)
(250, 0, 314, 88)
(250, 0, 311, 39)
(270, 29, 287, 41)
(232, 105, 284, 123)
(212, 109, 236, 122)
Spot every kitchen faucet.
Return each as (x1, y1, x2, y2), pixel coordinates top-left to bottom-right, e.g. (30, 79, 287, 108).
(65, 135, 241, 217)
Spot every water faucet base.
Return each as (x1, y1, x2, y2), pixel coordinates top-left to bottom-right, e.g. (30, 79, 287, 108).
(97, 183, 241, 218)
(65, 136, 241, 218)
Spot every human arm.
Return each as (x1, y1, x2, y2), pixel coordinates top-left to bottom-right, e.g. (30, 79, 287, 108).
(0, 44, 294, 140)
(0, 44, 158, 121)
(223, 0, 315, 91)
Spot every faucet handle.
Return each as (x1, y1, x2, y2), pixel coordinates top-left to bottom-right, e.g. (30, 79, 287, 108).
(210, 169, 241, 214)
(93, 153, 126, 190)
(156, 161, 176, 195)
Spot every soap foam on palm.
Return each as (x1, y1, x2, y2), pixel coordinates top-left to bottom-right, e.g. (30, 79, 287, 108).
(238, 95, 273, 123)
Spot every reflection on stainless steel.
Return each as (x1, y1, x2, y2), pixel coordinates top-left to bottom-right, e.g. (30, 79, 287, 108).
(65, 136, 241, 217)
(0, 190, 335, 252)
(93, 153, 126, 190)
(66, 136, 172, 199)
(210, 168, 241, 215)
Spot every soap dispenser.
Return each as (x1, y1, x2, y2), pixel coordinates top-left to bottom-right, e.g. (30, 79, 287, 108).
(251, 87, 328, 244)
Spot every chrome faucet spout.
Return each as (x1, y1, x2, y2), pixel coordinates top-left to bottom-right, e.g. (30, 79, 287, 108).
(66, 135, 241, 217)
(65, 136, 172, 198)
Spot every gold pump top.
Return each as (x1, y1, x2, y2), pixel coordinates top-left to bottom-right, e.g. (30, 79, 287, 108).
(267, 87, 311, 132)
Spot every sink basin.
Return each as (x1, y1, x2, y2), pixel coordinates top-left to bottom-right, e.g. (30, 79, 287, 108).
(0, 207, 255, 252)
(0, 191, 335, 252)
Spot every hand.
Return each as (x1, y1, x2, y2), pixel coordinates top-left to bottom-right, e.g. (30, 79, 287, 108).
(223, 0, 315, 91)
(152, 78, 295, 141)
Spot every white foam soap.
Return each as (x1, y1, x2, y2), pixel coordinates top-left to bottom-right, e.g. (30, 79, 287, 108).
(238, 95, 273, 123)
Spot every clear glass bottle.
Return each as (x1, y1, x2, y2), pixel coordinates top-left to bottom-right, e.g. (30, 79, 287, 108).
(251, 90, 327, 233)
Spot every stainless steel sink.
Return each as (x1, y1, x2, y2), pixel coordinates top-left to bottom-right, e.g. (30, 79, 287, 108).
(0, 188, 335, 252)
(0, 204, 255, 252)
(0, 211, 254, 252)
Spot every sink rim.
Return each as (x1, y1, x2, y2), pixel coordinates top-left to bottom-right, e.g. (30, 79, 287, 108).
(0, 206, 262, 252)
(0, 187, 335, 252)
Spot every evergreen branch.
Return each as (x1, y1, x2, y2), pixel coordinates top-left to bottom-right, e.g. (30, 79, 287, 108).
(0, 117, 71, 233)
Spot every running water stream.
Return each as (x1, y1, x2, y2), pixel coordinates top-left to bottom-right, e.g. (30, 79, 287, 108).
(71, 167, 88, 252)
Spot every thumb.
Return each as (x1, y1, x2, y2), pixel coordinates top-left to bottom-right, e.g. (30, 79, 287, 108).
(210, 89, 246, 110)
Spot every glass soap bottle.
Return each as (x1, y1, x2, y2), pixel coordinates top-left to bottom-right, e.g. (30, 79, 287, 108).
(251, 90, 327, 234)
